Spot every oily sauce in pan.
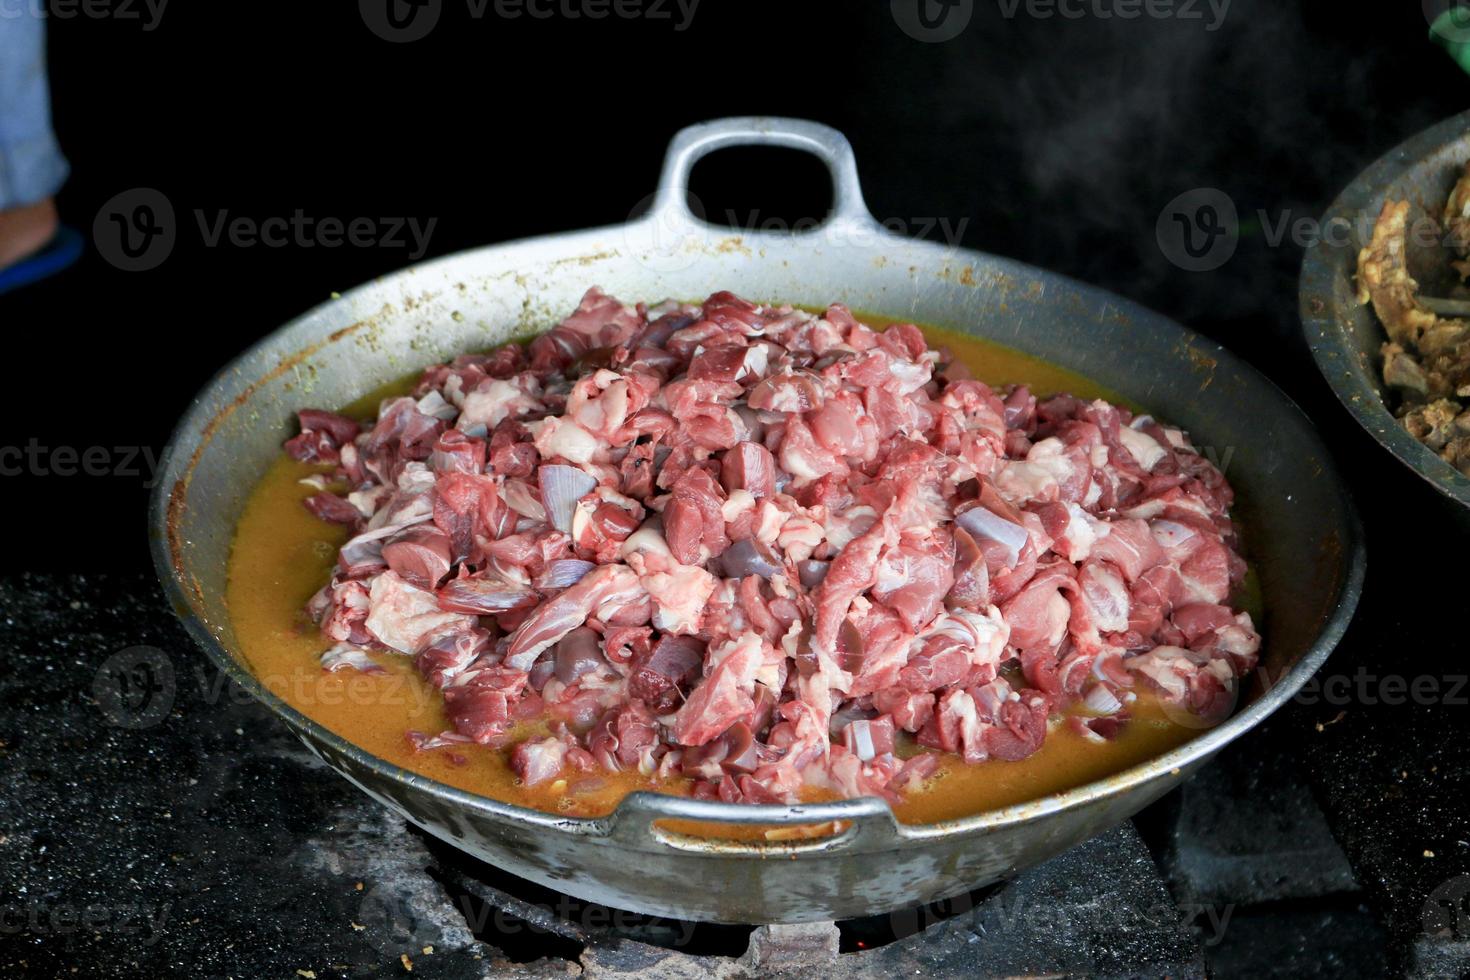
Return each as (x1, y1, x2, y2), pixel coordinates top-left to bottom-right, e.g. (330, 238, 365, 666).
(227, 319, 1231, 825)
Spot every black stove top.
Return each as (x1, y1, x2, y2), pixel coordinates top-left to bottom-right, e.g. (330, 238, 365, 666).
(0, 562, 1460, 977)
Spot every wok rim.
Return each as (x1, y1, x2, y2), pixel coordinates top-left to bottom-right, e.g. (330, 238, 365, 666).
(1300, 107, 1470, 508)
(150, 214, 1367, 850)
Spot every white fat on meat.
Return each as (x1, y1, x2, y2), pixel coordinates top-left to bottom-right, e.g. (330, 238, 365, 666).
(721, 488, 757, 525)
(457, 378, 543, 434)
(347, 485, 391, 519)
(917, 606, 1010, 673)
(1051, 502, 1107, 562)
(397, 461, 437, 495)
(887, 355, 934, 394)
(622, 521, 716, 634)
(993, 438, 1078, 504)
(1117, 424, 1167, 471)
(822, 505, 878, 552)
(364, 571, 476, 655)
(529, 415, 601, 464)
(320, 643, 383, 674)
(1078, 561, 1130, 633)
(415, 389, 458, 422)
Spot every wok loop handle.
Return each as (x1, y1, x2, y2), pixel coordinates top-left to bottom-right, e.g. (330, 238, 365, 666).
(601, 791, 906, 855)
(647, 116, 879, 236)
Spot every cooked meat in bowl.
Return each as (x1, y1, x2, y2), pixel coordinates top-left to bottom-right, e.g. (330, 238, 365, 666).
(1357, 163, 1470, 474)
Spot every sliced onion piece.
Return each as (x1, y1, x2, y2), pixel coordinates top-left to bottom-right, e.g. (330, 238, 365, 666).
(538, 464, 597, 533)
(847, 719, 878, 761)
(1081, 682, 1124, 716)
(955, 505, 1030, 569)
(537, 559, 596, 590)
(502, 479, 548, 522)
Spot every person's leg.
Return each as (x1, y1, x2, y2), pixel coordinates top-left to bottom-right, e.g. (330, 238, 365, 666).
(0, 11, 69, 270)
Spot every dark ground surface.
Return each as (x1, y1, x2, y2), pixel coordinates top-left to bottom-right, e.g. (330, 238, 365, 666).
(4, 1, 1470, 977)
(0, 562, 1451, 978)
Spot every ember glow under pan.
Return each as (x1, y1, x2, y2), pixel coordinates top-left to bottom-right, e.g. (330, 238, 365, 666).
(151, 117, 1363, 924)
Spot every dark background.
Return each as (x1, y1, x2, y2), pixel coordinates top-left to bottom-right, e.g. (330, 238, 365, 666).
(5, 2, 1470, 975)
(4, 0, 1467, 570)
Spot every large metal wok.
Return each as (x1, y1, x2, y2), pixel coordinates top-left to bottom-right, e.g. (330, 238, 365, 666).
(151, 117, 1364, 924)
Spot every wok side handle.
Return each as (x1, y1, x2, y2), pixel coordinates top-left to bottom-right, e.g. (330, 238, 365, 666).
(648, 116, 879, 235)
(598, 791, 907, 855)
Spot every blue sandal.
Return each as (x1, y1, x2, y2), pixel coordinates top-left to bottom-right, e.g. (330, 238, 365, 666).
(0, 225, 83, 296)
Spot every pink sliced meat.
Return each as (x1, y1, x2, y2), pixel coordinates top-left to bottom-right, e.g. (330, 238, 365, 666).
(432, 472, 502, 563)
(510, 735, 570, 786)
(381, 525, 453, 590)
(289, 287, 1260, 806)
(1090, 518, 1166, 582)
(663, 466, 730, 566)
(1000, 562, 1077, 652)
(671, 633, 765, 746)
(364, 571, 476, 655)
(504, 563, 642, 670)
(720, 441, 777, 498)
(304, 491, 362, 525)
(871, 529, 956, 633)
(984, 689, 1051, 762)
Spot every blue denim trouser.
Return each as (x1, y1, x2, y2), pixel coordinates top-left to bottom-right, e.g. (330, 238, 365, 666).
(0, 11, 68, 209)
